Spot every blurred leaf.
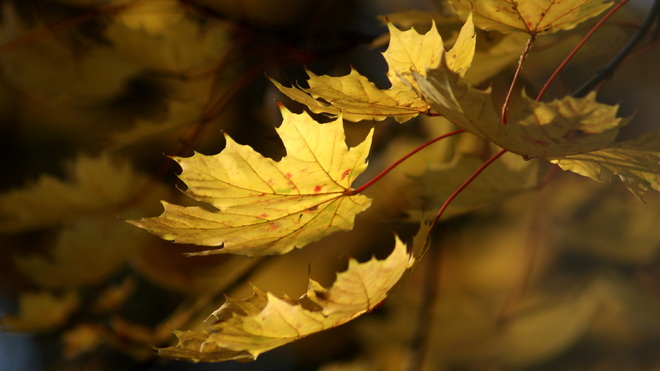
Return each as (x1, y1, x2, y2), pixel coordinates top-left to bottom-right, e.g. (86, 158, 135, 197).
(92, 276, 137, 313)
(0, 291, 79, 332)
(0, 4, 139, 103)
(465, 32, 529, 85)
(62, 323, 104, 358)
(414, 150, 544, 219)
(0, 153, 148, 233)
(14, 216, 143, 288)
(106, 1, 230, 73)
(109, 100, 207, 147)
(548, 176, 660, 263)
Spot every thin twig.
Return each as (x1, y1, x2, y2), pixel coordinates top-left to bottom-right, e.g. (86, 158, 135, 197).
(572, 0, 660, 97)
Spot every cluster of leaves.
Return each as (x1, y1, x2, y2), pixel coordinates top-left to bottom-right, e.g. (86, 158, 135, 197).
(1, 0, 659, 370)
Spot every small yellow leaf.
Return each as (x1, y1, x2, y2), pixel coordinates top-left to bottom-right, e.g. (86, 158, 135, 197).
(130, 106, 373, 256)
(156, 226, 428, 362)
(449, 0, 612, 35)
(272, 15, 476, 123)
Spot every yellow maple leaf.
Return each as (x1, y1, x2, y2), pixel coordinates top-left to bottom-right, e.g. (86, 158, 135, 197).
(550, 131, 660, 199)
(130, 106, 373, 256)
(416, 62, 660, 198)
(271, 14, 475, 123)
(418, 65, 627, 158)
(156, 226, 429, 362)
(448, 0, 612, 35)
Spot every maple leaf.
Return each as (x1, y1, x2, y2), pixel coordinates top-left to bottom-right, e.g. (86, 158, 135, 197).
(448, 0, 612, 35)
(129, 106, 373, 256)
(13, 217, 144, 288)
(416, 64, 660, 198)
(549, 131, 660, 199)
(156, 226, 429, 362)
(271, 14, 475, 123)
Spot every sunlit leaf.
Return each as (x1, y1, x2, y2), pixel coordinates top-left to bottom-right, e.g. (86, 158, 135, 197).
(550, 131, 660, 199)
(157, 226, 428, 362)
(448, 0, 612, 35)
(418, 67, 627, 157)
(130, 106, 373, 256)
(416, 64, 659, 197)
(272, 14, 475, 123)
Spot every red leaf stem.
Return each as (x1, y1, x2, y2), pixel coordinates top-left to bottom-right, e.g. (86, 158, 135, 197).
(346, 129, 466, 195)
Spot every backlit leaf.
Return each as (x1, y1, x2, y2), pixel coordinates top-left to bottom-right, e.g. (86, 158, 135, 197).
(550, 131, 660, 199)
(416, 65, 659, 197)
(448, 0, 612, 35)
(272, 14, 475, 123)
(156, 227, 428, 362)
(130, 106, 373, 256)
(417, 67, 628, 158)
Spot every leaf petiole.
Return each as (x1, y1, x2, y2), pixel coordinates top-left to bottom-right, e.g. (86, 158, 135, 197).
(345, 129, 467, 195)
(501, 36, 535, 124)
